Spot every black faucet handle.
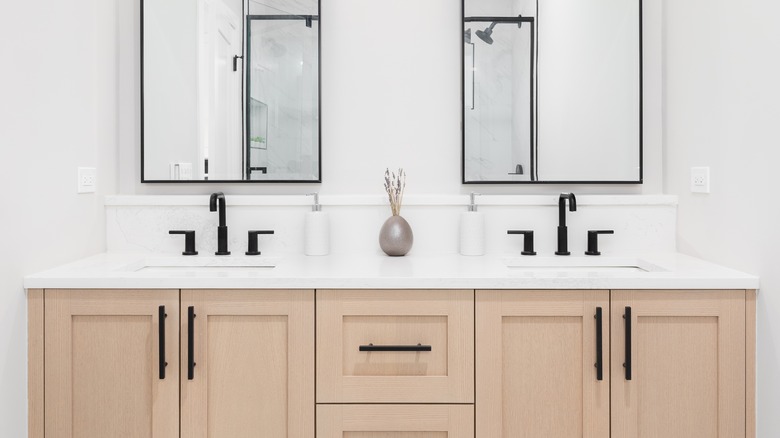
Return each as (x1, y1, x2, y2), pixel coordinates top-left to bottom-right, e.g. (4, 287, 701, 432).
(585, 230, 614, 256)
(246, 230, 275, 256)
(169, 230, 198, 256)
(508, 230, 537, 256)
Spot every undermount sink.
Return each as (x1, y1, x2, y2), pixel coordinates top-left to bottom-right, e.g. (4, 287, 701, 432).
(120, 256, 278, 272)
(504, 257, 665, 273)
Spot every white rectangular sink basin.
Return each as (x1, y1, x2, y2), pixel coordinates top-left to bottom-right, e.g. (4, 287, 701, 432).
(504, 257, 664, 273)
(120, 256, 277, 272)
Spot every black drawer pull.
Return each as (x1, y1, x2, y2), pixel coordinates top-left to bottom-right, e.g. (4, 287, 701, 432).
(359, 343, 432, 352)
(158, 305, 167, 380)
(188, 306, 196, 380)
(594, 307, 603, 381)
(623, 306, 632, 380)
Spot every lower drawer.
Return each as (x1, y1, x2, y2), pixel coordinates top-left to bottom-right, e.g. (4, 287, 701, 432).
(317, 405, 474, 437)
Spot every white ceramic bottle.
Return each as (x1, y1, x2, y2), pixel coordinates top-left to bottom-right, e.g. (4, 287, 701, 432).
(459, 192, 485, 256)
(304, 193, 330, 256)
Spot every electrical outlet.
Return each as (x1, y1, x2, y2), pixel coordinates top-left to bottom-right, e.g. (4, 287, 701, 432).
(690, 167, 710, 194)
(78, 167, 97, 194)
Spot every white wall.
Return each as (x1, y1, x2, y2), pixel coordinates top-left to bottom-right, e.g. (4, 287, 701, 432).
(0, 0, 120, 435)
(119, 0, 664, 195)
(663, 0, 780, 435)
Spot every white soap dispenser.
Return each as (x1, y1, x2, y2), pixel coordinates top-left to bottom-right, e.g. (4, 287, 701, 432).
(304, 193, 330, 256)
(460, 192, 485, 256)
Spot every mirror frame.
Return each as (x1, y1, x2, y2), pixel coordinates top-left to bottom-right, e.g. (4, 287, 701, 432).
(140, 0, 323, 184)
(460, 0, 643, 185)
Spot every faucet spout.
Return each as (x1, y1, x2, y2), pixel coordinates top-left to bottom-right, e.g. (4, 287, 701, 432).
(210, 192, 230, 255)
(558, 193, 577, 227)
(210, 192, 226, 227)
(556, 193, 577, 256)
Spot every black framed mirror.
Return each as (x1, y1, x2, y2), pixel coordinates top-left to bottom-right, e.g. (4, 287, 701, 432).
(141, 0, 321, 183)
(462, 0, 642, 184)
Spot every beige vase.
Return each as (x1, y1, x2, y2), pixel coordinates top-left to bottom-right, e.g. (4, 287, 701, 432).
(379, 215, 414, 256)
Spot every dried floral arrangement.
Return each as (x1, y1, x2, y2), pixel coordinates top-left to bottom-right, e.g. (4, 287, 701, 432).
(383, 168, 406, 216)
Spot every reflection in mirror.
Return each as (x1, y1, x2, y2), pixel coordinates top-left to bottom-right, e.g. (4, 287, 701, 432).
(246, 15, 319, 180)
(142, 0, 320, 182)
(463, 0, 641, 184)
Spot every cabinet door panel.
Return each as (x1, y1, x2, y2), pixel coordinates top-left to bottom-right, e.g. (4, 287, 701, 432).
(476, 290, 610, 438)
(611, 290, 746, 438)
(317, 405, 473, 438)
(45, 289, 179, 438)
(181, 289, 314, 438)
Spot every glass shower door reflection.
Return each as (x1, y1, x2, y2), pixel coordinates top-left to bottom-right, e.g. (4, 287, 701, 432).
(246, 15, 320, 181)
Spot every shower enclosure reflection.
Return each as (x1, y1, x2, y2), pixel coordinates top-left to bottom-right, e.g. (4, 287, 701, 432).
(246, 14, 319, 181)
(464, 15, 535, 182)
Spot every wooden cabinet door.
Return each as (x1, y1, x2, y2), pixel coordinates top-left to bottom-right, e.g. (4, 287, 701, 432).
(317, 405, 474, 438)
(476, 290, 610, 438)
(611, 290, 746, 438)
(317, 289, 474, 403)
(45, 289, 179, 438)
(180, 289, 314, 438)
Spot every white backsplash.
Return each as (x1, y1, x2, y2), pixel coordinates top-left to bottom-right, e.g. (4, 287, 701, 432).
(106, 195, 677, 257)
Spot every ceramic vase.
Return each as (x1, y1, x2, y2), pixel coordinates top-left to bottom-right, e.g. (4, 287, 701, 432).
(379, 215, 414, 256)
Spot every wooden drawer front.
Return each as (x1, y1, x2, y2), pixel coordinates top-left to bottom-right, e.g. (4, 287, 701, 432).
(317, 405, 474, 438)
(317, 289, 474, 403)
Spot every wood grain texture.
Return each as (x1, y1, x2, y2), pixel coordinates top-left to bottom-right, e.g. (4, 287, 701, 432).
(317, 404, 473, 437)
(27, 289, 44, 438)
(317, 289, 474, 403)
(611, 290, 746, 438)
(44, 289, 179, 438)
(180, 289, 314, 438)
(476, 290, 610, 438)
(747, 290, 756, 438)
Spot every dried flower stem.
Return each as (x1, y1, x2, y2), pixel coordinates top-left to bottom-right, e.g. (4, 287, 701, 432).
(383, 168, 406, 216)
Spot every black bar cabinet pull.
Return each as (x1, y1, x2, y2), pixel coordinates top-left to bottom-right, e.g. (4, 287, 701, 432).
(595, 307, 603, 381)
(359, 343, 432, 352)
(158, 305, 167, 380)
(623, 306, 632, 380)
(188, 306, 196, 380)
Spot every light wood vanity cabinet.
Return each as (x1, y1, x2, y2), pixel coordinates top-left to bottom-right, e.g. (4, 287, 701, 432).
(31, 287, 754, 438)
(476, 289, 754, 438)
(38, 288, 313, 438)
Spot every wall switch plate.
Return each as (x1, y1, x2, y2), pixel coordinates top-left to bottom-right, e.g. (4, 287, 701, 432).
(690, 167, 710, 194)
(78, 167, 97, 193)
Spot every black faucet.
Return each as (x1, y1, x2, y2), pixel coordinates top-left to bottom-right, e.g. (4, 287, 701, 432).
(210, 192, 230, 255)
(556, 193, 577, 256)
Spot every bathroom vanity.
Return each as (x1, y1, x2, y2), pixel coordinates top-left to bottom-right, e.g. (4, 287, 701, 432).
(25, 253, 758, 438)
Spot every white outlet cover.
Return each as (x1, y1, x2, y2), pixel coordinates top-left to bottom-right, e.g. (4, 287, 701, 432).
(78, 167, 96, 194)
(690, 167, 710, 194)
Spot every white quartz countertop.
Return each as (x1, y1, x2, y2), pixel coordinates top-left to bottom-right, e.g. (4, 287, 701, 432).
(24, 252, 759, 291)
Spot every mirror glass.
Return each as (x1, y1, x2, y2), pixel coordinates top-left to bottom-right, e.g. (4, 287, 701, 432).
(143, 0, 320, 182)
(463, 0, 641, 183)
